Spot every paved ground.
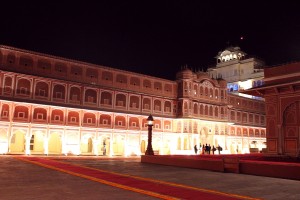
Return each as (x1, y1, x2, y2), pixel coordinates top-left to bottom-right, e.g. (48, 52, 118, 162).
(0, 155, 299, 200)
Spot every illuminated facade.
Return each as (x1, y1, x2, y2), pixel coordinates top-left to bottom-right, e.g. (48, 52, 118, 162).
(243, 62, 300, 157)
(208, 46, 265, 99)
(0, 45, 266, 156)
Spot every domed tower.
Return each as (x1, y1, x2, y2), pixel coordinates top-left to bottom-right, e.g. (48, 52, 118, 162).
(207, 46, 265, 98)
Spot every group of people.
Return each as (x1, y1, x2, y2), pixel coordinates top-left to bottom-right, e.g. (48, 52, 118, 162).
(194, 144, 222, 155)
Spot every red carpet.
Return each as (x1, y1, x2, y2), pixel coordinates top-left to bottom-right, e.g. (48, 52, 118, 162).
(16, 156, 257, 200)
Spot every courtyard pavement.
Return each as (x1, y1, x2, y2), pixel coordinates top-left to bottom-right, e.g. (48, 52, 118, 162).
(0, 155, 299, 200)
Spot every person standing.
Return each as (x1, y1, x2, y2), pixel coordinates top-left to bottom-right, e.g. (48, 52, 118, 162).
(194, 145, 198, 154)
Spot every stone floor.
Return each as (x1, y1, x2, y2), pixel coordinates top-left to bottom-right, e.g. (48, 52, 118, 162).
(0, 155, 299, 200)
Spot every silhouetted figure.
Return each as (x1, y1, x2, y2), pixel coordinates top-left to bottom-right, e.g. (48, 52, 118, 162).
(205, 144, 208, 154)
(208, 144, 211, 154)
(217, 145, 222, 154)
(194, 145, 198, 154)
(202, 144, 205, 154)
(212, 145, 216, 155)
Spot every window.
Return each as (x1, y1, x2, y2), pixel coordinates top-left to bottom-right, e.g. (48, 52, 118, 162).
(4, 86, 11, 94)
(103, 119, 108, 125)
(72, 94, 78, 101)
(165, 107, 170, 112)
(37, 113, 43, 120)
(87, 96, 94, 103)
(104, 99, 109, 105)
(155, 124, 160, 129)
(117, 101, 123, 106)
(20, 87, 27, 95)
(131, 122, 136, 127)
(71, 117, 77, 122)
(54, 115, 60, 121)
(155, 105, 160, 111)
(18, 112, 25, 118)
(2, 111, 8, 118)
(55, 92, 62, 99)
(144, 104, 149, 109)
(118, 121, 123, 126)
(38, 89, 45, 97)
(87, 118, 92, 124)
(165, 125, 169, 129)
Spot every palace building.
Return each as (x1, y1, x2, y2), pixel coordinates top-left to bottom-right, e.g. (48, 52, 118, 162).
(0, 45, 266, 156)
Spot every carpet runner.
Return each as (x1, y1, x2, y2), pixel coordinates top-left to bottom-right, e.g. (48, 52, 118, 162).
(16, 156, 259, 200)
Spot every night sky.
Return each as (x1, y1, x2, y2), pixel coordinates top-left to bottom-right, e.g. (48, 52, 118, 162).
(1, 1, 300, 80)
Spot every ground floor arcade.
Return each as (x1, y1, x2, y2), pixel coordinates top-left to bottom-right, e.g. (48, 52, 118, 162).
(0, 122, 265, 156)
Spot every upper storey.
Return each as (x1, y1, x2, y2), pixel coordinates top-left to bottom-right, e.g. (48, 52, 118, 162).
(0, 45, 177, 98)
(208, 46, 265, 83)
(216, 46, 246, 64)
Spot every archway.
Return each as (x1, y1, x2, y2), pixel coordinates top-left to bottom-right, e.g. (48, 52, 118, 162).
(0, 129, 8, 153)
(113, 135, 124, 156)
(283, 101, 300, 155)
(10, 130, 25, 153)
(30, 131, 45, 154)
(80, 135, 93, 154)
(48, 132, 62, 154)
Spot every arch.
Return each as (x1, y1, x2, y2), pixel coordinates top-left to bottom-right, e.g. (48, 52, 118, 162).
(129, 117, 139, 128)
(205, 105, 208, 115)
(14, 105, 29, 120)
(130, 76, 140, 86)
(80, 134, 93, 154)
(0, 129, 8, 153)
(209, 106, 213, 116)
(183, 102, 188, 114)
(16, 78, 31, 96)
(164, 84, 172, 93)
(116, 74, 127, 84)
(129, 95, 140, 109)
(30, 130, 45, 153)
(51, 109, 64, 123)
(214, 107, 219, 117)
(200, 104, 204, 115)
(52, 84, 66, 100)
(100, 91, 112, 105)
(154, 99, 161, 111)
(164, 120, 171, 130)
(99, 114, 111, 125)
(84, 88, 97, 104)
(143, 79, 151, 89)
(102, 71, 113, 81)
(194, 103, 198, 115)
(69, 86, 81, 103)
(3, 76, 13, 95)
(1, 104, 10, 119)
(115, 115, 126, 127)
(164, 101, 171, 113)
(142, 98, 151, 110)
(48, 132, 62, 154)
(115, 93, 127, 107)
(10, 130, 26, 153)
(204, 87, 208, 97)
(83, 112, 96, 125)
(33, 107, 47, 121)
(68, 111, 80, 124)
(113, 134, 125, 156)
(154, 82, 162, 91)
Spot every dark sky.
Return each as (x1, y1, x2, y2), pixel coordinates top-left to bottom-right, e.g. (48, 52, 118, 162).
(1, 1, 300, 80)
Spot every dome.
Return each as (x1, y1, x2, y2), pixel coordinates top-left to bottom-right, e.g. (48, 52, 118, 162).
(176, 68, 194, 79)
